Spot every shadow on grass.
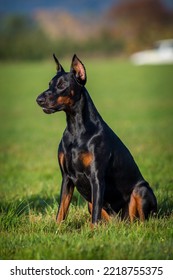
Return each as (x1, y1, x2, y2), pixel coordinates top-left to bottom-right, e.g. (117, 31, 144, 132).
(0, 192, 86, 216)
(158, 197, 173, 218)
(156, 181, 173, 218)
(0, 190, 172, 220)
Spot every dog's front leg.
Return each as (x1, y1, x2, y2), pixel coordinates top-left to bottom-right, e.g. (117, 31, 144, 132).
(90, 175, 105, 225)
(56, 176, 74, 223)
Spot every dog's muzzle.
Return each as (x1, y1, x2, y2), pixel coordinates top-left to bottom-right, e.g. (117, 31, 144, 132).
(36, 95, 56, 114)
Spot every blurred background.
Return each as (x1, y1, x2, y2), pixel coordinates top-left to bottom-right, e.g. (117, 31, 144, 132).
(0, 0, 173, 60)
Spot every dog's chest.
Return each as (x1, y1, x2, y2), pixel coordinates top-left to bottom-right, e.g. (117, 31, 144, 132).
(65, 145, 93, 174)
(60, 140, 92, 200)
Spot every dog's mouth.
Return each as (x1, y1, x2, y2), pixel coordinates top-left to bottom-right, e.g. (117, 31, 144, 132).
(36, 95, 57, 114)
(42, 107, 56, 114)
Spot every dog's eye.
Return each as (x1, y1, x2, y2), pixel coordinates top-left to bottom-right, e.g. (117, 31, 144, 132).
(57, 80, 66, 89)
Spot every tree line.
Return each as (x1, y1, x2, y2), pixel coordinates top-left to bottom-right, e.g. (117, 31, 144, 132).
(0, 0, 172, 60)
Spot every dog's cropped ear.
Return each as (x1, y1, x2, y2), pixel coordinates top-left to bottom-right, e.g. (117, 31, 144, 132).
(53, 54, 65, 73)
(71, 54, 86, 86)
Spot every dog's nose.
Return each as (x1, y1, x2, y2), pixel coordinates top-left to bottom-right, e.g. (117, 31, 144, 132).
(36, 95, 45, 106)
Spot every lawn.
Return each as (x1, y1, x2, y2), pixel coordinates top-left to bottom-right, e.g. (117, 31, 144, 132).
(0, 58, 173, 259)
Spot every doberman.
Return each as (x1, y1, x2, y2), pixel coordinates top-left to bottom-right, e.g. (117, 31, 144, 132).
(36, 54, 157, 225)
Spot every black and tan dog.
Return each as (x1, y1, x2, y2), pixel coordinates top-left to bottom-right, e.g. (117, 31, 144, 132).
(36, 54, 157, 225)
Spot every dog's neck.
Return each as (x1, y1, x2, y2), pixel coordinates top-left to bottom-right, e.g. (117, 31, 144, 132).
(65, 88, 103, 136)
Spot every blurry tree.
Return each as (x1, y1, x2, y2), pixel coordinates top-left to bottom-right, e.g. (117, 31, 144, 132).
(0, 13, 125, 60)
(107, 0, 173, 52)
(0, 15, 53, 60)
(1, 0, 172, 60)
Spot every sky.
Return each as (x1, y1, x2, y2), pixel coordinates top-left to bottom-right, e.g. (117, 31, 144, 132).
(0, 0, 117, 14)
(0, 0, 172, 15)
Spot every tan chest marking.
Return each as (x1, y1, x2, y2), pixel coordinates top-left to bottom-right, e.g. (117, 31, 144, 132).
(80, 152, 93, 167)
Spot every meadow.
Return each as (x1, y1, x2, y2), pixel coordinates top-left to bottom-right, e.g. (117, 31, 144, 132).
(0, 58, 173, 260)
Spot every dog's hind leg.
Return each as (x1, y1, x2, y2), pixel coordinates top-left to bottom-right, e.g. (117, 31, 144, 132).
(129, 182, 157, 222)
(129, 192, 139, 222)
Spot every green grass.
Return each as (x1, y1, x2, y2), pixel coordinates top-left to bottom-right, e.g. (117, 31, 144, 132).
(0, 59, 173, 260)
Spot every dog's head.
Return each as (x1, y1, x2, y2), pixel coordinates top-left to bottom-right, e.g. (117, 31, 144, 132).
(36, 54, 86, 114)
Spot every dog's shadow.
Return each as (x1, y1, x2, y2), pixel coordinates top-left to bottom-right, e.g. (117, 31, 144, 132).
(0, 192, 172, 220)
(0, 192, 86, 217)
(157, 197, 173, 218)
